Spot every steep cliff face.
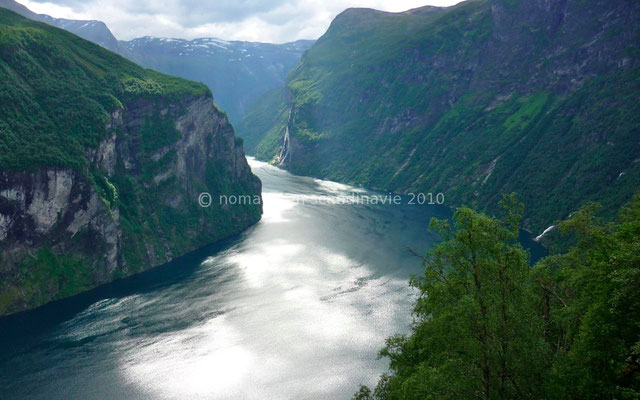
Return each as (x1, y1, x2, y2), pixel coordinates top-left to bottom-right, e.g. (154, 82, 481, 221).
(0, 92, 262, 316)
(239, 0, 640, 232)
(0, 9, 262, 315)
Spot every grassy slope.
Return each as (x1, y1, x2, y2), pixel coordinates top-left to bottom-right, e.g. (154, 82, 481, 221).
(0, 7, 208, 172)
(240, 0, 640, 231)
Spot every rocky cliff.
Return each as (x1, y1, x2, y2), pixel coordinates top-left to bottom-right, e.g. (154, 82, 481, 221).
(239, 0, 640, 233)
(0, 9, 262, 315)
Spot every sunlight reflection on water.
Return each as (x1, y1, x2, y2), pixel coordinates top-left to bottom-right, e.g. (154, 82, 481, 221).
(112, 160, 421, 399)
(0, 158, 468, 400)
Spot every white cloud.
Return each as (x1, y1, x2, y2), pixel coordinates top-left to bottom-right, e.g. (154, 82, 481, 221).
(18, 0, 464, 43)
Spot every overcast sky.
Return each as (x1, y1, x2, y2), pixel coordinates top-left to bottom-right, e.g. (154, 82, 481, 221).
(19, 0, 463, 43)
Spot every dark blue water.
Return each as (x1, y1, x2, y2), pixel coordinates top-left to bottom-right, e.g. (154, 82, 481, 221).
(0, 159, 544, 399)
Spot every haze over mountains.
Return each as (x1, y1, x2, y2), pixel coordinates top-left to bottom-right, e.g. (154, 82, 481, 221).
(0, 0, 314, 123)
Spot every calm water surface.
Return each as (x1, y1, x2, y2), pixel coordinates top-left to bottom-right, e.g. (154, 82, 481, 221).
(0, 159, 544, 399)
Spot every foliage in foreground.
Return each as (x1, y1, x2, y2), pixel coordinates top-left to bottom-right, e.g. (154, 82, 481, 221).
(356, 193, 640, 399)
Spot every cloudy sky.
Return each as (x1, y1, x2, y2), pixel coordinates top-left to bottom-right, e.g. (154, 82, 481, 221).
(19, 0, 463, 43)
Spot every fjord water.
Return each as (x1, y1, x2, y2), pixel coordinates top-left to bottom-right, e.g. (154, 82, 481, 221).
(0, 159, 543, 399)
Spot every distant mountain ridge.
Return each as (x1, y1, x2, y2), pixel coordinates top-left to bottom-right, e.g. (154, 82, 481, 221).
(120, 36, 314, 123)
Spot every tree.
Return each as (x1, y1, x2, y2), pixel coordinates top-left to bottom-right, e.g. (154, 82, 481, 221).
(364, 193, 640, 399)
(370, 194, 548, 399)
(533, 194, 640, 399)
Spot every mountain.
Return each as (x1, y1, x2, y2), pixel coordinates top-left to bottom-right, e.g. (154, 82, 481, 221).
(238, 0, 640, 233)
(120, 37, 314, 124)
(0, 8, 262, 315)
(0, 0, 124, 54)
(0, 1, 314, 124)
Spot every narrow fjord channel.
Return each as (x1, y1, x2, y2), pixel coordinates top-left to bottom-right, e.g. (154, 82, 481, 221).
(0, 159, 544, 399)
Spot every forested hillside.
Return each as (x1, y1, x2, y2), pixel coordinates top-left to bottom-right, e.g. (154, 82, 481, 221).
(238, 0, 640, 233)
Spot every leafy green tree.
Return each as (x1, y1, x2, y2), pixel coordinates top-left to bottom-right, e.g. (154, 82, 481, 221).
(364, 193, 640, 399)
(532, 194, 640, 399)
(370, 195, 548, 399)
(352, 385, 374, 400)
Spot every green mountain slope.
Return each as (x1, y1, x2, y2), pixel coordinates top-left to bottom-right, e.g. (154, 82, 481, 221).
(0, 8, 207, 171)
(1, 1, 314, 126)
(238, 0, 640, 232)
(0, 8, 262, 315)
